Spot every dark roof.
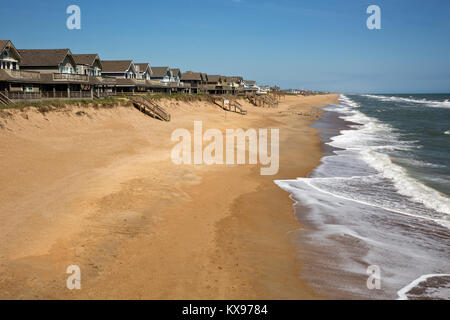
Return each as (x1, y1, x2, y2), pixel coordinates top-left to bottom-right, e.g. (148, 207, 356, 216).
(207, 75, 222, 83)
(151, 66, 169, 78)
(115, 78, 137, 86)
(72, 54, 101, 67)
(135, 63, 151, 74)
(245, 80, 256, 85)
(18, 49, 74, 67)
(101, 60, 133, 73)
(170, 68, 181, 77)
(181, 72, 202, 81)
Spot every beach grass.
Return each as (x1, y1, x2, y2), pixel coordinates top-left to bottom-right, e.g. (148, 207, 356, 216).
(145, 93, 209, 101)
(0, 97, 126, 112)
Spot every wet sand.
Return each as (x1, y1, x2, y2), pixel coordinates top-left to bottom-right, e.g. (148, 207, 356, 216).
(0, 94, 339, 299)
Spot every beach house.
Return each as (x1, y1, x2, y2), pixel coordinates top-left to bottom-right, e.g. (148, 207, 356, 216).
(151, 67, 171, 83)
(0, 40, 42, 99)
(73, 54, 102, 76)
(101, 60, 138, 92)
(134, 63, 152, 92)
(180, 71, 203, 94)
(170, 68, 181, 83)
(135, 63, 152, 80)
(16, 47, 93, 99)
(0, 38, 270, 102)
(0, 40, 20, 71)
(72, 54, 117, 97)
(242, 80, 259, 94)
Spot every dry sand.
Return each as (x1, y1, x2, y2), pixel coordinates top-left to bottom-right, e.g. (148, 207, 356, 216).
(0, 94, 339, 299)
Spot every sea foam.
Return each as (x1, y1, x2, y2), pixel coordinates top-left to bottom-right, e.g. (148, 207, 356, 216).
(336, 95, 450, 224)
(362, 94, 450, 109)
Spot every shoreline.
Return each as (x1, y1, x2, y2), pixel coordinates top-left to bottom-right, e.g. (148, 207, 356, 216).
(0, 94, 339, 299)
(279, 95, 450, 300)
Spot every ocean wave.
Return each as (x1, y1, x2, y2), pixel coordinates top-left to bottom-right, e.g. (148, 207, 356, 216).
(291, 177, 450, 229)
(362, 94, 450, 109)
(337, 95, 450, 224)
(395, 157, 446, 169)
(445, 130, 450, 135)
(361, 150, 450, 216)
(339, 94, 360, 108)
(332, 97, 413, 151)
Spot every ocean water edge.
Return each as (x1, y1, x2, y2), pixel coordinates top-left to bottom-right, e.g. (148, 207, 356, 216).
(276, 93, 450, 300)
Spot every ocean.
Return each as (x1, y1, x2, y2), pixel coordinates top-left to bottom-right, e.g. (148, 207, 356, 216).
(276, 93, 450, 299)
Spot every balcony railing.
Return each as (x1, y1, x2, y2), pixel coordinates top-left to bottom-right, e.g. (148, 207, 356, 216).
(41, 91, 91, 99)
(53, 73, 89, 82)
(8, 91, 103, 100)
(7, 92, 41, 100)
(4, 69, 41, 80)
(69, 91, 93, 98)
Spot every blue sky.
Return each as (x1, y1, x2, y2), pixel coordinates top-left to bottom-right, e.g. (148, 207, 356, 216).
(1, 0, 449, 93)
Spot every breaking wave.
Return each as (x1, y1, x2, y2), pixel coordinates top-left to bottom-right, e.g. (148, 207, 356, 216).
(362, 94, 450, 109)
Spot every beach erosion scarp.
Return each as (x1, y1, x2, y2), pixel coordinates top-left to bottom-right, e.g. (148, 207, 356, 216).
(0, 94, 339, 299)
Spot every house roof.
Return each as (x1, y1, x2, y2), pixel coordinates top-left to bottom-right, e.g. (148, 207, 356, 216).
(151, 66, 170, 78)
(101, 60, 133, 73)
(207, 75, 222, 83)
(170, 68, 181, 77)
(18, 49, 73, 67)
(181, 72, 202, 81)
(0, 40, 21, 62)
(72, 54, 102, 68)
(0, 40, 11, 52)
(135, 63, 151, 74)
(244, 80, 256, 85)
(115, 78, 137, 86)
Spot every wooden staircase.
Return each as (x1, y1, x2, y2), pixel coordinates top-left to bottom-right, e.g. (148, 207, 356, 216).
(262, 94, 279, 108)
(247, 94, 278, 108)
(247, 94, 260, 107)
(211, 96, 247, 115)
(0, 92, 12, 106)
(129, 95, 171, 121)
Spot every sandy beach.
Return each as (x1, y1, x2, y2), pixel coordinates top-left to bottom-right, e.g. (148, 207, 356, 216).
(0, 94, 339, 299)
